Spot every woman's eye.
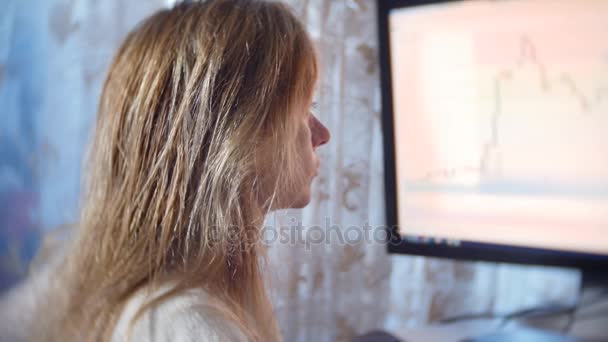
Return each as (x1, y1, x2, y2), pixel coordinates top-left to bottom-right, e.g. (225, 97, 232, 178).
(310, 101, 319, 112)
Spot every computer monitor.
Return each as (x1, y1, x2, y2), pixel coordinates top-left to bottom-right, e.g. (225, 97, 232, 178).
(377, 0, 608, 276)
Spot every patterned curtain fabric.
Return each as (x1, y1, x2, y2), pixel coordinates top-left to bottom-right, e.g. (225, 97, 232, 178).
(0, 1, 579, 341)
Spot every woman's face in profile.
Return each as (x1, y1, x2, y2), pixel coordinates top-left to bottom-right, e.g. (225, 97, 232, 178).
(286, 102, 331, 208)
(258, 97, 331, 211)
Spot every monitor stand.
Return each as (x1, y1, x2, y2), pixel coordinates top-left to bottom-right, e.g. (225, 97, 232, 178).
(580, 268, 608, 291)
(464, 327, 577, 342)
(465, 269, 608, 342)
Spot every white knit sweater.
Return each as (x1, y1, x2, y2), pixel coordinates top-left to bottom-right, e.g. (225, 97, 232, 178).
(112, 285, 249, 342)
(0, 267, 248, 342)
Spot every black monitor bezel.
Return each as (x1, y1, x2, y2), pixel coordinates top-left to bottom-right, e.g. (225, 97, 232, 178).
(377, 0, 608, 274)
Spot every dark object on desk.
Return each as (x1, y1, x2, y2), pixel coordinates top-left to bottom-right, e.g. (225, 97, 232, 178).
(352, 330, 403, 342)
(463, 327, 578, 342)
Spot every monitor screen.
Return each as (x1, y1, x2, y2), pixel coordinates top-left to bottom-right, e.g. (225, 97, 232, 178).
(378, 0, 608, 269)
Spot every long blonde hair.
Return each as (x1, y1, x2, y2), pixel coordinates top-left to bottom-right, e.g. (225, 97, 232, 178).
(33, 1, 318, 340)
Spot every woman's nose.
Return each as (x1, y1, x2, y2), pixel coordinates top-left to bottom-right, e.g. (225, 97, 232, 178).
(311, 115, 330, 148)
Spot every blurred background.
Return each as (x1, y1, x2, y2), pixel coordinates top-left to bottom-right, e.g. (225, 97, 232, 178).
(0, 0, 582, 341)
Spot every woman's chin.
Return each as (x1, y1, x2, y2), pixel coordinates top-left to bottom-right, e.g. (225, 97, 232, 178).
(282, 186, 313, 209)
(289, 190, 312, 209)
(267, 183, 314, 211)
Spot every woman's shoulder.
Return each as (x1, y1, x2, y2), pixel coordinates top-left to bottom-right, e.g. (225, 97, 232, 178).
(112, 285, 248, 342)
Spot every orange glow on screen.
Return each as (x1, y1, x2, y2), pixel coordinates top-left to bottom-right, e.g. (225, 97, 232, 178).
(389, 0, 608, 254)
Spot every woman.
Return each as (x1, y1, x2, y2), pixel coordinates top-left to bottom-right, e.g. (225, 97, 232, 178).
(30, 0, 330, 341)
